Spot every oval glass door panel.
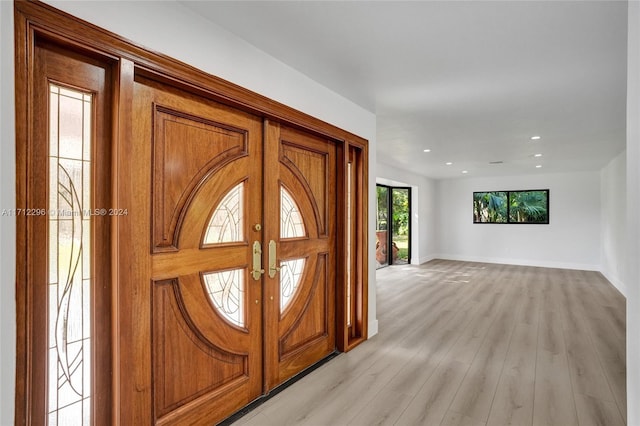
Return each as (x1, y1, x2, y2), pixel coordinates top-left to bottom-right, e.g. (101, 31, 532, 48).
(280, 186, 305, 239)
(202, 268, 245, 328)
(203, 182, 244, 245)
(280, 258, 305, 312)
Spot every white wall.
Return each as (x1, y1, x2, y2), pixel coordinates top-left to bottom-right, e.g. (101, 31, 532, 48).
(377, 162, 438, 264)
(1, 1, 378, 423)
(436, 171, 602, 270)
(600, 151, 627, 296)
(626, 1, 640, 424)
(45, 1, 376, 141)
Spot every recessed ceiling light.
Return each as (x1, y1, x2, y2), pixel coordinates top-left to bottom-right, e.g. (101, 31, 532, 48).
(445, 162, 453, 166)
(534, 153, 543, 157)
(462, 170, 468, 174)
(423, 149, 431, 153)
(531, 136, 541, 140)
(536, 165, 542, 168)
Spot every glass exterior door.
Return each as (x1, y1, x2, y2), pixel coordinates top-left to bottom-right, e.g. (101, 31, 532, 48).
(376, 186, 389, 268)
(391, 188, 410, 265)
(376, 185, 411, 267)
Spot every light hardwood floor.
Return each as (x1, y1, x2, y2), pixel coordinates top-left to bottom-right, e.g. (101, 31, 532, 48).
(231, 260, 626, 426)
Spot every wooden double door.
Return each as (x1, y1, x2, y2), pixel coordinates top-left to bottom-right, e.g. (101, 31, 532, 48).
(17, 5, 369, 424)
(128, 77, 337, 424)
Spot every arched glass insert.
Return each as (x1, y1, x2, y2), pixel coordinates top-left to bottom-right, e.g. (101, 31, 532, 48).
(280, 186, 305, 239)
(204, 182, 244, 244)
(280, 258, 305, 312)
(203, 269, 245, 327)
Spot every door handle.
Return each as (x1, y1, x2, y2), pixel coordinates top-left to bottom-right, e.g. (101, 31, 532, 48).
(251, 241, 265, 281)
(268, 240, 280, 278)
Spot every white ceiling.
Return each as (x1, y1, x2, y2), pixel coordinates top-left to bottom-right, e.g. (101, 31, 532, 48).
(178, 1, 627, 179)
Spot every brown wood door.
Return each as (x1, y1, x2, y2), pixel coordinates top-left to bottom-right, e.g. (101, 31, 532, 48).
(263, 122, 337, 390)
(130, 76, 264, 425)
(126, 79, 336, 424)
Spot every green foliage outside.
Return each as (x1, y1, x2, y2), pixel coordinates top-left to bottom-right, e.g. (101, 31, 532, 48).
(376, 186, 388, 230)
(392, 189, 409, 237)
(377, 186, 410, 236)
(394, 235, 409, 260)
(392, 189, 410, 262)
(377, 186, 410, 263)
(474, 190, 548, 223)
(474, 192, 507, 223)
(509, 191, 548, 223)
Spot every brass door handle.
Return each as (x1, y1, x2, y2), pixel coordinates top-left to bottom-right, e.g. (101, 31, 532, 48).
(251, 241, 264, 281)
(268, 240, 280, 278)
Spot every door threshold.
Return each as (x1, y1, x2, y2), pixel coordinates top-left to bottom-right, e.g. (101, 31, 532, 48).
(217, 351, 340, 425)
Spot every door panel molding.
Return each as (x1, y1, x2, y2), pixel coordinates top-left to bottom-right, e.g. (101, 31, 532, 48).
(152, 279, 248, 419)
(280, 253, 330, 358)
(280, 142, 329, 236)
(151, 105, 249, 252)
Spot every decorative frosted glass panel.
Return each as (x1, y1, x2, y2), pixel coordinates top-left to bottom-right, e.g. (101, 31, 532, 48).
(48, 84, 92, 425)
(204, 182, 244, 244)
(203, 269, 245, 327)
(281, 187, 305, 239)
(280, 258, 305, 312)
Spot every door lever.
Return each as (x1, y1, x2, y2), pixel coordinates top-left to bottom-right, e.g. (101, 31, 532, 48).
(268, 240, 280, 278)
(251, 241, 264, 280)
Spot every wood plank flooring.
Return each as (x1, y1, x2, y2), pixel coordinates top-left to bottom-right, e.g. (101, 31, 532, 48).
(230, 260, 626, 426)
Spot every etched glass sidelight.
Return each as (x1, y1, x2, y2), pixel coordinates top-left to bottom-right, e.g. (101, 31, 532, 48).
(203, 269, 245, 327)
(48, 84, 92, 425)
(204, 182, 244, 244)
(280, 187, 305, 239)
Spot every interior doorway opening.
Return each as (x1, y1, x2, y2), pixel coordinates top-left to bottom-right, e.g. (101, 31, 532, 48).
(376, 184, 411, 268)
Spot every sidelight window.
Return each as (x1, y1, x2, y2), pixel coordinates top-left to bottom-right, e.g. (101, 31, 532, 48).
(48, 84, 93, 425)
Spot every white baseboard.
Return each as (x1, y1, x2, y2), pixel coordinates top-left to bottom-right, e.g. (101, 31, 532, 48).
(600, 270, 627, 297)
(416, 254, 437, 265)
(367, 319, 379, 338)
(434, 253, 601, 272)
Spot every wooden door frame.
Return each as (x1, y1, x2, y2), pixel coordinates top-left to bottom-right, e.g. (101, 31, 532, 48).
(14, 0, 368, 423)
